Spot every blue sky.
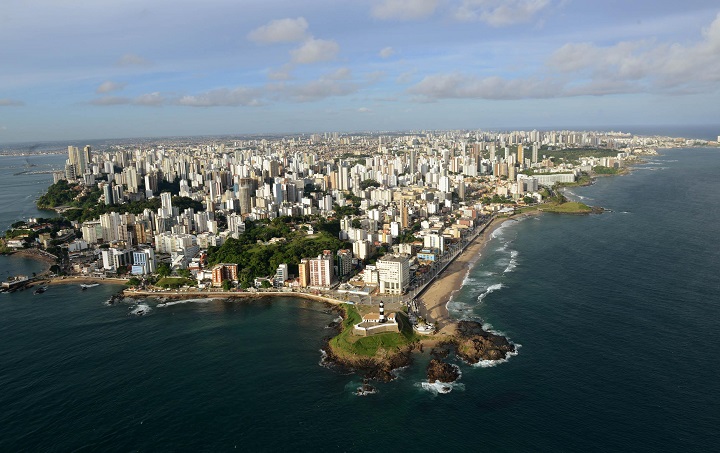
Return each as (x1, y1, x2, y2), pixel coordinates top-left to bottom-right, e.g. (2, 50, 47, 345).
(1, 0, 719, 142)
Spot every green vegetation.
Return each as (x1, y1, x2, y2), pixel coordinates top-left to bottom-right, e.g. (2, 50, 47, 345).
(541, 201, 593, 214)
(593, 165, 621, 175)
(36, 180, 79, 208)
(482, 194, 513, 204)
(206, 217, 348, 288)
(359, 179, 381, 190)
(546, 147, 618, 164)
(329, 306, 419, 358)
(156, 277, 196, 288)
(37, 180, 203, 223)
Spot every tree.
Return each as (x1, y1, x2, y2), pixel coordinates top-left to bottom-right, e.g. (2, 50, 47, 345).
(177, 268, 191, 279)
(359, 179, 381, 190)
(156, 262, 171, 278)
(261, 280, 272, 289)
(127, 277, 141, 286)
(222, 280, 232, 291)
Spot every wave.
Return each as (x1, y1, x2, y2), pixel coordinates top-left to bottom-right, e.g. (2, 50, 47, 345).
(155, 298, 216, 308)
(472, 348, 520, 368)
(418, 380, 465, 395)
(129, 303, 151, 316)
(477, 283, 503, 303)
(504, 250, 518, 273)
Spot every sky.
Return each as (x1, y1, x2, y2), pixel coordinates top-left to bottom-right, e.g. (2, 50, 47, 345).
(1, 0, 720, 142)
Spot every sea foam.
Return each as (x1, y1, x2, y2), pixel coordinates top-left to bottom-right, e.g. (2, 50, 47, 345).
(418, 380, 465, 395)
(129, 303, 151, 316)
(477, 283, 503, 302)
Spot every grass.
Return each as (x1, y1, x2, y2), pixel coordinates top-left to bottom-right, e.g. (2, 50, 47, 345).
(155, 277, 196, 288)
(329, 305, 419, 358)
(541, 201, 592, 214)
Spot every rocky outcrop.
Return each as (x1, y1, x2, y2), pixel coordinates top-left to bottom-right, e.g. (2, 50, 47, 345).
(453, 320, 515, 364)
(324, 345, 414, 382)
(426, 359, 460, 383)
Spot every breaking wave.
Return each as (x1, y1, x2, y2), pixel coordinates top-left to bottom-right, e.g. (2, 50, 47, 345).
(418, 380, 465, 395)
(156, 298, 216, 308)
(129, 303, 150, 316)
(477, 283, 503, 303)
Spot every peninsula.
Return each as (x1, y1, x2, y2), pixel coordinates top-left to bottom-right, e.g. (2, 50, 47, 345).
(2, 129, 690, 381)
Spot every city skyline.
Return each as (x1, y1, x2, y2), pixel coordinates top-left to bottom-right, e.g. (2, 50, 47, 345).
(2, 0, 720, 142)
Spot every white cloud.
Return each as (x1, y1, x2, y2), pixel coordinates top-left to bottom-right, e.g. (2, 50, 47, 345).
(549, 13, 720, 94)
(372, 0, 439, 20)
(290, 38, 340, 64)
(116, 53, 151, 66)
(90, 92, 165, 106)
(96, 81, 126, 94)
(323, 67, 352, 80)
(0, 98, 24, 106)
(410, 13, 720, 100)
(89, 96, 131, 106)
(177, 87, 263, 107)
(408, 73, 563, 100)
(248, 17, 309, 44)
(358, 107, 372, 112)
(272, 79, 359, 102)
(454, 0, 550, 26)
(379, 46, 395, 58)
(135, 92, 164, 106)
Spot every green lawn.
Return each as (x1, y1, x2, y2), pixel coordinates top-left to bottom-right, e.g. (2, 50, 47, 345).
(541, 201, 592, 214)
(330, 305, 419, 358)
(155, 277, 195, 288)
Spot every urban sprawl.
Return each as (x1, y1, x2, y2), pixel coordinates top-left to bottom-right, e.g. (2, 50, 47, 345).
(3, 130, 701, 304)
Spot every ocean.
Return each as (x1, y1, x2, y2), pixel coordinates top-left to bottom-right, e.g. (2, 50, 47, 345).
(1, 147, 719, 451)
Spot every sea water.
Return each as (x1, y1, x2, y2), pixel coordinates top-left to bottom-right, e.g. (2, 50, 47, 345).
(1, 147, 719, 451)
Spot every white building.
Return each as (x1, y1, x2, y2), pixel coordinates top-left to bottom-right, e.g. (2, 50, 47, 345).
(377, 255, 410, 294)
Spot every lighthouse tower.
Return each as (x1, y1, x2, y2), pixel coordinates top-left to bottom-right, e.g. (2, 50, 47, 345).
(379, 301, 386, 323)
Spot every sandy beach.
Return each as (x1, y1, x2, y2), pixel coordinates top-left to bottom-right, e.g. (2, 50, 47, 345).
(416, 212, 537, 335)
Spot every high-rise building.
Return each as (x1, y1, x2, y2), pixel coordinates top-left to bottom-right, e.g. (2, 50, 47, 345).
(377, 255, 410, 294)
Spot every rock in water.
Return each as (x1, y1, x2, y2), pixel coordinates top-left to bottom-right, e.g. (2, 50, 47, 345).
(426, 359, 460, 383)
(454, 320, 515, 364)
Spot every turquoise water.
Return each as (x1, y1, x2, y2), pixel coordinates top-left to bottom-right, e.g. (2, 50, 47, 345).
(1, 148, 719, 451)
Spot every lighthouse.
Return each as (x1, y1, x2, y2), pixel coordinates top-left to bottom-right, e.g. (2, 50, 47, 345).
(379, 301, 386, 323)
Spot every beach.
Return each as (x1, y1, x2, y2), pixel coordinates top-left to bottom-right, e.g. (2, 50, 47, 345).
(416, 213, 535, 335)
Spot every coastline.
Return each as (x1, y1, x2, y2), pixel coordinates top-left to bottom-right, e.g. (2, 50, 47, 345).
(416, 213, 537, 335)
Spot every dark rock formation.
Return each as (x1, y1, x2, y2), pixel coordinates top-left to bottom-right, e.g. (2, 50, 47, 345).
(426, 359, 460, 383)
(453, 320, 515, 364)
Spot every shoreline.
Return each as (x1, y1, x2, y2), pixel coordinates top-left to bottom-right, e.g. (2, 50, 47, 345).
(415, 213, 537, 335)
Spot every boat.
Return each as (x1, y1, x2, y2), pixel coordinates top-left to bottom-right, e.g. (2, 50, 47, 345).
(80, 283, 100, 289)
(33, 286, 48, 295)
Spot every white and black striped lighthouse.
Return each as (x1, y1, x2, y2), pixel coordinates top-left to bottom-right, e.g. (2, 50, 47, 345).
(379, 301, 386, 323)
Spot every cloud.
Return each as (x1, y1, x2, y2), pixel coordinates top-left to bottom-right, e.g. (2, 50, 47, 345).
(409, 13, 720, 100)
(358, 107, 372, 112)
(323, 67, 352, 80)
(248, 17, 309, 43)
(134, 92, 164, 106)
(408, 73, 564, 100)
(379, 46, 395, 58)
(90, 93, 166, 106)
(177, 87, 264, 107)
(396, 70, 416, 84)
(549, 13, 720, 94)
(290, 38, 340, 64)
(0, 98, 24, 106)
(372, 0, 439, 20)
(273, 79, 359, 102)
(454, 0, 550, 26)
(116, 53, 151, 66)
(96, 81, 126, 94)
(89, 96, 132, 106)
